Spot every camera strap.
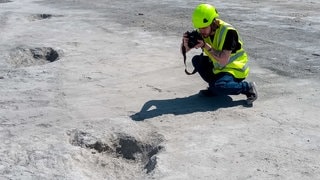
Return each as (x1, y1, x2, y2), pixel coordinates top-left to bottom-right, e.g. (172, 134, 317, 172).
(181, 44, 196, 75)
(181, 43, 205, 75)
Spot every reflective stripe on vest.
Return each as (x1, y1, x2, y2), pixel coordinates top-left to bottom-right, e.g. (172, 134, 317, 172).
(212, 50, 245, 69)
(217, 25, 232, 49)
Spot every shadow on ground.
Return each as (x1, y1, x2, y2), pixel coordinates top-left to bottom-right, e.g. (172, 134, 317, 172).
(130, 94, 246, 121)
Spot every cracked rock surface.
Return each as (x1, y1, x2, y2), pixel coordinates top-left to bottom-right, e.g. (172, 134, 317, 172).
(1, 0, 320, 179)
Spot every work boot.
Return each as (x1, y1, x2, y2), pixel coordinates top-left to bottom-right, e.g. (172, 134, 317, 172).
(246, 82, 258, 105)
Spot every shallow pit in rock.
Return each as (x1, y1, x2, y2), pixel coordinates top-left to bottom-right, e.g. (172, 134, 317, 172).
(29, 14, 64, 21)
(68, 129, 164, 174)
(8, 46, 61, 67)
(30, 14, 52, 21)
(0, 0, 12, 3)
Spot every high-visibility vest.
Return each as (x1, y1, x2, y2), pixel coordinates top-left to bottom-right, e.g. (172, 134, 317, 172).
(203, 20, 249, 79)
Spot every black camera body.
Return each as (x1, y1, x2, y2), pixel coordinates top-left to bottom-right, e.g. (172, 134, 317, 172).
(186, 30, 203, 48)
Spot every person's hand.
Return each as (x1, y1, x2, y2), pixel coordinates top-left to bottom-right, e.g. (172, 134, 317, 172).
(194, 39, 205, 49)
(182, 32, 191, 52)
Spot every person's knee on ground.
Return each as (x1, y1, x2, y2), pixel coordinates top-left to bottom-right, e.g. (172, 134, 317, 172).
(208, 80, 230, 96)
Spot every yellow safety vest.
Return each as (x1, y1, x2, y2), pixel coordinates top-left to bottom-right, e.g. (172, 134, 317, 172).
(203, 20, 249, 79)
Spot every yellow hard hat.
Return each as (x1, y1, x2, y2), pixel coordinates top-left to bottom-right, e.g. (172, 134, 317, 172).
(192, 4, 219, 28)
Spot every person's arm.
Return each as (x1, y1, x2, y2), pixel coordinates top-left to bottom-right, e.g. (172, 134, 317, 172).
(202, 43, 231, 66)
(196, 30, 240, 67)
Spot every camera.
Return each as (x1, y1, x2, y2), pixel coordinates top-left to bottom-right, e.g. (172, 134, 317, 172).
(186, 30, 203, 48)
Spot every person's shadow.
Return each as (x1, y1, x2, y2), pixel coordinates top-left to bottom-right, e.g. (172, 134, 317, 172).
(130, 94, 247, 121)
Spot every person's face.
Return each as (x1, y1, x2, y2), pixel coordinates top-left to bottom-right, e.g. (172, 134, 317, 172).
(199, 20, 218, 38)
(199, 26, 211, 38)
